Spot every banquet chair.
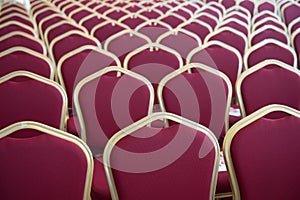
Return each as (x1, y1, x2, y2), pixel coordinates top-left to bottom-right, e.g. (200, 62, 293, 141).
(223, 104, 300, 200)
(103, 112, 220, 200)
(104, 29, 151, 64)
(221, 0, 236, 9)
(156, 28, 202, 61)
(288, 16, 300, 35)
(0, 46, 54, 79)
(194, 12, 219, 30)
(49, 30, 100, 64)
(0, 31, 46, 55)
(256, 1, 277, 14)
(244, 38, 297, 69)
(123, 43, 183, 103)
(158, 63, 232, 145)
(216, 18, 249, 37)
(252, 17, 287, 32)
(0, 71, 67, 130)
(0, 121, 93, 200)
(281, 1, 300, 26)
(236, 59, 300, 118)
(252, 10, 281, 24)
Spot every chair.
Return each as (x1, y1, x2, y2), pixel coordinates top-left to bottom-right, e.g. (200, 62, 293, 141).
(252, 17, 287, 32)
(0, 121, 93, 200)
(178, 19, 213, 43)
(49, 30, 100, 64)
(104, 29, 151, 64)
(57, 45, 121, 109)
(123, 43, 183, 103)
(0, 71, 67, 130)
(204, 26, 248, 57)
(225, 5, 252, 23)
(158, 63, 232, 145)
(157, 12, 186, 28)
(136, 7, 163, 19)
(223, 104, 300, 200)
(0, 13, 34, 29)
(256, 1, 277, 13)
(244, 39, 297, 69)
(252, 10, 281, 24)
(288, 16, 300, 35)
(79, 14, 107, 33)
(221, 0, 236, 9)
(0, 31, 46, 55)
(0, 47, 54, 79)
(73, 66, 154, 156)
(194, 12, 219, 30)
(135, 19, 173, 42)
(216, 18, 249, 37)
(281, 1, 300, 26)
(238, 0, 255, 17)
(236, 59, 300, 118)
(102, 7, 130, 20)
(0, 21, 35, 37)
(249, 25, 289, 46)
(103, 112, 220, 200)
(91, 19, 130, 43)
(291, 28, 300, 67)
(156, 28, 202, 61)
(118, 13, 148, 29)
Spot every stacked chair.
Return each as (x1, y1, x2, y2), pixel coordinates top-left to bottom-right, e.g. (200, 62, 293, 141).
(0, 0, 300, 199)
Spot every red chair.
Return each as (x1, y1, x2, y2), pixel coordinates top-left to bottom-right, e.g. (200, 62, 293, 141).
(0, 31, 46, 55)
(291, 27, 300, 67)
(103, 112, 220, 200)
(0, 13, 35, 29)
(288, 16, 300, 35)
(91, 19, 130, 43)
(156, 28, 202, 61)
(158, 63, 232, 145)
(135, 19, 173, 42)
(0, 21, 35, 37)
(124, 43, 183, 103)
(0, 121, 93, 200)
(204, 26, 248, 57)
(238, 0, 255, 17)
(57, 45, 121, 109)
(0, 71, 67, 130)
(78, 14, 107, 33)
(68, 7, 93, 23)
(252, 17, 287, 32)
(236, 59, 300, 118)
(256, 1, 277, 13)
(49, 30, 100, 64)
(157, 12, 186, 28)
(281, 1, 300, 26)
(178, 19, 213, 44)
(104, 30, 151, 64)
(0, 47, 54, 79)
(194, 12, 219, 30)
(223, 104, 300, 200)
(249, 25, 289, 47)
(221, 0, 236, 9)
(244, 39, 297, 69)
(216, 17, 249, 37)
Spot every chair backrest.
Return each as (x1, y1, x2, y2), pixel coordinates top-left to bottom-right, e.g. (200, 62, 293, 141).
(252, 17, 287, 32)
(281, 1, 300, 26)
(223, 104, 300, 200)
(0, 21, 35, 37)
(187, 40, 242, 97)
(194, 12, 219, 30)
(238, 1, 255, 17)
(118, 13, 148, 29)
(0, 31, 46, 55)
(104, 29, 151, 64)
(103, 112, 219, 200)
(158, 63, 232, 145)
(204, 26, 248, 57)
(0, 46, 54, 79)
(74, 67, 154, 156)
(124, 43, 183, 103)
(157, 12, 186, 28)
(57, 45, 121, 108)
(288, 16, 300, 35)
(156, 28, 202, 60)
(236, 59, 300, 118)
(249, 25, 289, 46)
(256, 1, 277, 13)
(49, 30, 100, 64)
(178, 19, 212, 43)
(216, 17, 249, 37)
(244, 39, 297, 69)
(0, 13, 34, 29)
(0, 71, 67, 130)
(0, 121, 93, 200)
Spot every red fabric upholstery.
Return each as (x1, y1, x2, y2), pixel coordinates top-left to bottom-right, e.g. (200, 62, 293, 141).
(91, 158, 111, 200)
(0, 129, 89, 200)
(0, 35, 44, 54)
(196, 15, 217, 29)
(126, 47, 181, 103)
(71, 10, 93, 23)
(241, 66, 300, 117)
(52, 33, 97, 63)
(219, 21, 248, 36)
(137, 24, 171, 42)
(64, 5, 80, 16)
(109, 124, 217, 200)
(0, 15, 34, 29)
(253, 12, 277, 24)
(120, 17, 146, 29)
(93, 23, 126, 43)
(0, 23, 34, 37)
(81, 15, 106, 32)
(283, 3, 300, 26)
(35, 9, 58, 26)
(221, 0, 235, 9)
(77, 73, 151, 155)
(40, 15, 66, 34)
(106, 10, 128, 20)
(162, 71, 229, 145)
(257, 1, 275, 13)
(207, 29, 246, 56)
(251, 29, 288, 46)
(60, 48, 118, 107)
(181, 21, 211, 42)
(139, 10, 161, 19)
(254, 20, 286, 32)
(217, 171, 231, 194)
(0, 76, 64, 133)
(0, 50, 51, 79)
(230, 116, 300, 200)
(247, 42, 295, 68)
